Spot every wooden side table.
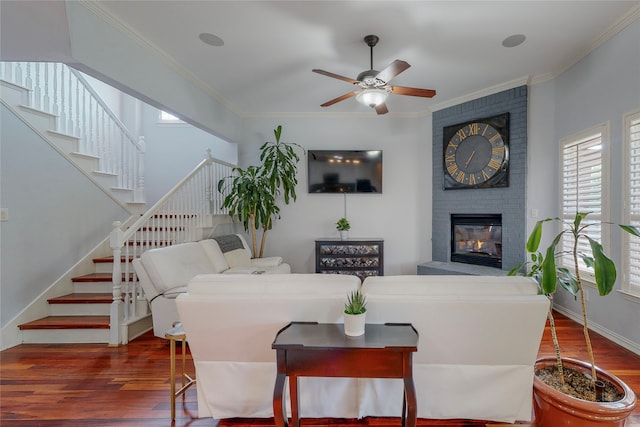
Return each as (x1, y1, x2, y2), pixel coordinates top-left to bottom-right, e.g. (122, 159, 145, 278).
(272, 322, 418, 427)
(165, 323, 196, 421)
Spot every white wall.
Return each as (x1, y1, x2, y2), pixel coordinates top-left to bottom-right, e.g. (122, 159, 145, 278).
(527, 79, 558, 244)
(141, 104, 238, 205)
(539, 20, 640, 351)
(0, 104, 130, 328)
(239, 115, 432, 275)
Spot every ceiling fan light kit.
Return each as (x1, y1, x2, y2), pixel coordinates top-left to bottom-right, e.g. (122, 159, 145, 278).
(356, 88, 389, 108)
(313, 34, 436, 114)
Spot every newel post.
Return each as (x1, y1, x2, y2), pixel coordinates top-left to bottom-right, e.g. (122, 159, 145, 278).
(109, 221, 124, 346)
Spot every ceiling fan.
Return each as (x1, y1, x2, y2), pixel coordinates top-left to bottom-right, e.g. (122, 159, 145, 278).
(313, 35, 436, 115)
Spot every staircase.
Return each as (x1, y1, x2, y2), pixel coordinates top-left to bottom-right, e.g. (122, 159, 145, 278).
(17, 255, 130, 344)
(0, 62, 146, 212)
(2, 61, 235, 346)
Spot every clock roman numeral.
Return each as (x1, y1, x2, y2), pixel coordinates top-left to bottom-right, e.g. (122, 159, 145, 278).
(482, 170, 490, 181)
(488, 158, 502, 170)
(469, 174, 476, 185)
(445, 154, 455, 163)
(456, 128, 467, 140)
(447, 163, 459, 175)
(455, 171, 466, 183)
(489, 133, 502, 143)
(467, 123, 479, 135)
(492, 146, 505, 156)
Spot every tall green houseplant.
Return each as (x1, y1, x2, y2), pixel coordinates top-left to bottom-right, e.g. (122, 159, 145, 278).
(218, 125, 302, 257)
(511, 211, 639, 395)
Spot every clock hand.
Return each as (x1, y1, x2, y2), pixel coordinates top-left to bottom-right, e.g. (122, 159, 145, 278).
(465, 150, 476, 168)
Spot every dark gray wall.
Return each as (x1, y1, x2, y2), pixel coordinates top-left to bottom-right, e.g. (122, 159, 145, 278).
(431, 86, 528, 271)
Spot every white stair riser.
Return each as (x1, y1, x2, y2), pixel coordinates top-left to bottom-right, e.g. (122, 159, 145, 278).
(50, 303, 111, 316)
(21, 329, 110, 344)
(74, 282, 114, 293)
(69, 152, 99, 173)
(0, 80, 29, 106)
(46, 130, 80, 155)
(92, 172, 118, 190)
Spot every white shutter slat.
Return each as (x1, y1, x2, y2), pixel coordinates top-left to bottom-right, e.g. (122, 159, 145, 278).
(625, 113, 640, 295)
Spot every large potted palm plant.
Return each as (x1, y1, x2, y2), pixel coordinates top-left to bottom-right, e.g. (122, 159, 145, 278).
(218, 125, 302, 257)
(511, 212, 638, 426)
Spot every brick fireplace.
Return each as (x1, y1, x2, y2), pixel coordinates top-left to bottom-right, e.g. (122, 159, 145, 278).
(429, 86, 528, 272)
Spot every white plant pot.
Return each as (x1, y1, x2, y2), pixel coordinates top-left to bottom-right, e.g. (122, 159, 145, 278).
(344, 312, 366, 336)
(339, 230, 349, 240)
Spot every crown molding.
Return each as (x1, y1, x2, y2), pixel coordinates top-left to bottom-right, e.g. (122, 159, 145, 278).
(76, 0, 241, 116)
(429, 76, 531, 112)
(551, 3, 640, 80)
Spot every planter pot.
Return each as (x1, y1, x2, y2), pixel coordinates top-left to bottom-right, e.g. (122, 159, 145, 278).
(339, 230, 349, 241)
(344, 313, 366, 336)
(533, 357, 637, 427)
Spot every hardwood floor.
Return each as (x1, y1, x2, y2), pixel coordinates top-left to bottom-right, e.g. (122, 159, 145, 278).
(1, 311, 639, 427)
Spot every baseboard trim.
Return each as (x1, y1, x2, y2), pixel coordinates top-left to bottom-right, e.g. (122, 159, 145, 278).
(553, 306, 640, 356)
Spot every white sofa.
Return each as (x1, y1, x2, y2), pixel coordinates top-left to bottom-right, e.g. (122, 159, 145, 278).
(175, 273, 549, 423)
(359, 275, 549, 422)
(133, 234, 291, 338)
(176, 273, 362, 419)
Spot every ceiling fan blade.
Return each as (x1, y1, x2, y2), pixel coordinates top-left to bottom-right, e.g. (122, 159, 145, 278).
(320, 91, 358, 107)
(375, 60, 410, 83)
(374, 103, 389, 115)
(391, 85, 436, 98)
(312, 69, 359, 84)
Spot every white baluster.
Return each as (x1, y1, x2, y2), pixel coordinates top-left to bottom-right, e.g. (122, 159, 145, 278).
(52, 64, 59, 117)
(14, 62, 23, 86)
(88, 96, 95, 155)
(109, 221, 124, 346)
(67, 69, 74, 134)
(2, 63, 12, 81)
(33, 63, 42, 110)
(43, 63, 51, 112)
(75, 77, 81, 138)
(95, 104, 101, 170)
(24, 63, 33, 106)
(81, 87, 88, 153)
(136, 136, 145, 203)
(59, 66, 66, 133)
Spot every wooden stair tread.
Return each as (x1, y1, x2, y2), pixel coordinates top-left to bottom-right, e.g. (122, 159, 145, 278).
(71, 273, 136, 282)
(48, 293, 114, 304)
(93, 256, 135, 263)
(18, 316, 110, 330)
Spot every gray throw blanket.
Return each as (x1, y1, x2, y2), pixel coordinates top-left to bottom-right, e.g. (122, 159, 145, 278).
(213, 234, 244, 253)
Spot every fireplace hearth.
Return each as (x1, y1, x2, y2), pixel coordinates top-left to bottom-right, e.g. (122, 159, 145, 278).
(451, 214, 502, 268)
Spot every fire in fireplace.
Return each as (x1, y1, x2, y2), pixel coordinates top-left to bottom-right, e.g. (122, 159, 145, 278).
(451, 214, 502, 268)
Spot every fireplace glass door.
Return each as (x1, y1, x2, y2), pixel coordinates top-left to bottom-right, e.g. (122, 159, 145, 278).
(451, 214, 502, 268)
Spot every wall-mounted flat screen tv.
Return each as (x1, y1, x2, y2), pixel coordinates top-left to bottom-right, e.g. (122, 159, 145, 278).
(308, 150, 382, 193)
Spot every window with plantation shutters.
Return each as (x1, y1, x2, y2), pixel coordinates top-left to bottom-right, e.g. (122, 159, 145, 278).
(623, 110, 640, 297)
(560, 124, 609, 277)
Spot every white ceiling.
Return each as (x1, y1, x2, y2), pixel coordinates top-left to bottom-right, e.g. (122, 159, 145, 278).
(3, 1, 640, 116)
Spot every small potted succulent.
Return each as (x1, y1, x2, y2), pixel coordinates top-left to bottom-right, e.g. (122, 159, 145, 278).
(343, 289, 367, 336)
(336, 217, 350, 240)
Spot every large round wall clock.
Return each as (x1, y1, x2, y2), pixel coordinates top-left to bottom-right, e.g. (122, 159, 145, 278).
(442, 113, 509, 190)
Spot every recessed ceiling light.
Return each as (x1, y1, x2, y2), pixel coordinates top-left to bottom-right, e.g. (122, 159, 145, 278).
(199, 33, 224, 47)
(502, 34, 526, 48)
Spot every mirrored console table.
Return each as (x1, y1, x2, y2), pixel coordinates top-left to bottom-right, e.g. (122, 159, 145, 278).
(315, 239, 384, 280)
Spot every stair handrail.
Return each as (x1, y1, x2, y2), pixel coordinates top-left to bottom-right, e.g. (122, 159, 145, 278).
(1, 61, 145, 203)
(68, 68, 143, 152)
(108, 150, 235, 345)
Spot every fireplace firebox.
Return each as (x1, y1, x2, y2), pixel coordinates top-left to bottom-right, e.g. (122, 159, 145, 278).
(451, 214, 502, 268)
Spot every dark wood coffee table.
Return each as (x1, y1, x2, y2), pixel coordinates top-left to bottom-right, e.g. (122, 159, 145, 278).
(272, 322, 418, 427)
